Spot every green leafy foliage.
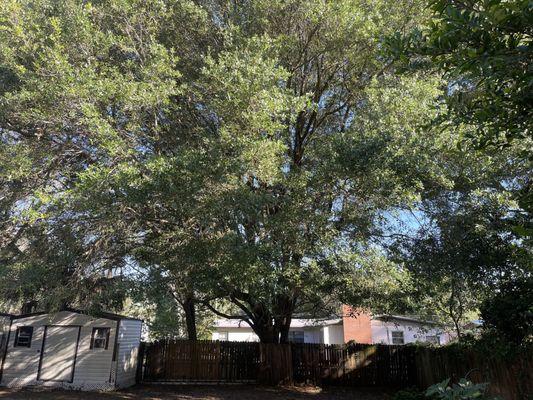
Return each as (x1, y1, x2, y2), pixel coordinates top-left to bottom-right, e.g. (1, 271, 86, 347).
(386, 0, 532, 248)
(387, 0, 532, 148)
(0, 0, 529, 345)
(480, 277, 533, 345)
(394, 378, 495, 400)
(0, 0, 437, 337)
(426, 378, 492, 400)
(389, 132, 530, 336)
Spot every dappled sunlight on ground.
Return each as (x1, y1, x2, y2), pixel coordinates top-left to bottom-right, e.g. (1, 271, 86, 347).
(0, 384, 394, 399)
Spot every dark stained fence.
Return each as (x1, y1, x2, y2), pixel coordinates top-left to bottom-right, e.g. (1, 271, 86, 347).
(141, 339, 260, 382)
(291, 343, 416, 387)
(415, 347, 533, 400)
(258, 343, 293, 385)
(139, 339, 532, 399)
(220, 340, 261, 381)
(139, 340, 425, 387)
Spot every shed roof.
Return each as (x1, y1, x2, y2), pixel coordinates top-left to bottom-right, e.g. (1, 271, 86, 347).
(11, 308, 142, 322)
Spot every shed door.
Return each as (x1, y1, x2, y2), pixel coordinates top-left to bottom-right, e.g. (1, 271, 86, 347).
(38, 326, 80, 382)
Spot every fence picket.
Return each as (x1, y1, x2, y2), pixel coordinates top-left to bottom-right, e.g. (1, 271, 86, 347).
(138, 339, 531, 399)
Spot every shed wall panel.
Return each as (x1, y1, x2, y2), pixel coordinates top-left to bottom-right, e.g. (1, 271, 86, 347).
(115, 319, 142, 388)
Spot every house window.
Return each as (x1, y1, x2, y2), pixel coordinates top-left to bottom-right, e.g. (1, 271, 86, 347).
(288, 331, 305, 343)
(14, 326, 33, 347)
(90, 327, 110, 349)
(391, 331, 404, 345)
(218, 331, 228, 341)
(426, 335, 440, 345)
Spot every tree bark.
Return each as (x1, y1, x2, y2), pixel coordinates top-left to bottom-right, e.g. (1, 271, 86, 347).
(279, 319, 291, 344)
(452, 316, 462, 340)
(183, 295, 197, 341)
(250, 295, 296, 344)
(255, 325, 279, 344)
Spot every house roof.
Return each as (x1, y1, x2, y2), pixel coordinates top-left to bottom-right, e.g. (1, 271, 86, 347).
(373, 314, 441, 325)
(214, 318, 342, 329)
(11, 308, 142, 322)
(215, 314, 442, 329)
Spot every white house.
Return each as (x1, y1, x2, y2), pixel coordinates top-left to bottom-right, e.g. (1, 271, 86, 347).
(0, 309, 142, 391)
(212, 307, 452, 346)
(212, 318, 346, 344)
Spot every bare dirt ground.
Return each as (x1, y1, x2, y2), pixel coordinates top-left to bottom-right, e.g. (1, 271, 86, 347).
(0, 384, 394, 400)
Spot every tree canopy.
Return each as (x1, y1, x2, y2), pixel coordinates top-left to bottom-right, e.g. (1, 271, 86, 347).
(0, 0, 530, 343)
(388, 0, 532, 148)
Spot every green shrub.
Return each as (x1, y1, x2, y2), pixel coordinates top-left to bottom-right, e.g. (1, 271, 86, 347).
(425, 378, 493, 400)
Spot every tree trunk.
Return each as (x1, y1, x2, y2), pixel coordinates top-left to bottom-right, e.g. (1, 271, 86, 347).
(276, 294, 295, 344)
(453, 317, 462, 340)
(20, 300, 37, 314)
(250, 302, 295, 344)
(183, 296, 197, 341)
(249, 307, 280, 343)
(256, 326, 279, 344)
(225, 292, 297, 344)
(279, 321, 291, 344)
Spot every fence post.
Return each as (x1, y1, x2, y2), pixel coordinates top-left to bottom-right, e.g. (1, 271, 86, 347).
(136, 342, 146, 383)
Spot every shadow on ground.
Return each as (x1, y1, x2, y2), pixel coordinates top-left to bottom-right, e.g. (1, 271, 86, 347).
(0, 384, 394, 399)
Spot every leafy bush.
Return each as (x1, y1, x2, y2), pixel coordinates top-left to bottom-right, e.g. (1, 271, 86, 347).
(394, 378, 495, 400)
(426, 378, 492, 400)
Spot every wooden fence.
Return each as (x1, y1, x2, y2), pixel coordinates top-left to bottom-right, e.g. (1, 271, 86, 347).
(415, 346, 533, 400)
(141, 340, 260, 382)
(138, 340, 532, 400)
(291, 343, 417, 386)
(139, 340, 417, 386)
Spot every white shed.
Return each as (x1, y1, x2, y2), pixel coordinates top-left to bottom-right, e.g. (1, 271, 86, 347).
(0, 309, 142, 391)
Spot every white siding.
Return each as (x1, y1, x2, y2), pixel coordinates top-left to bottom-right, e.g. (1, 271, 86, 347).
(115, 319, 142, 388)
(321, 325, 344, 345)
(72, 318, 118, 390)
(325, 325, 344, 344)
(304, 329, 322, 344)
(212, 326, 342, 344)
(370, 319, 450, 345)
(1, 311, 118, 390)
(214, 328, 259, 342)
(212, 318, 450, 346)
(2, 316, 45, 388)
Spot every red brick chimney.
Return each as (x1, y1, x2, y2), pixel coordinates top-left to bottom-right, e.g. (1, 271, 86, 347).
(342, 305, 372, 344)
